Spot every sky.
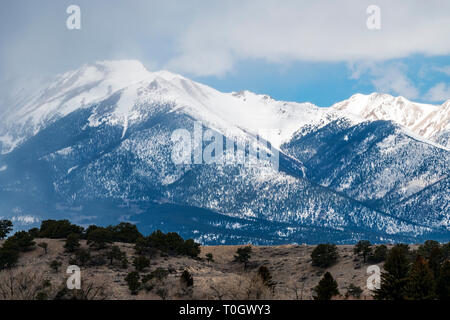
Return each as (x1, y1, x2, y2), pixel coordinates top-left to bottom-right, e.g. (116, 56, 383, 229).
(0, 0, 449, 107)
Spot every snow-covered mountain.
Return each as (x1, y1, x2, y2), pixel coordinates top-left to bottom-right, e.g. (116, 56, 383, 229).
(0, 60, 326, 154)
(0, 60, 448, 244)
(332, 93, 450, 146)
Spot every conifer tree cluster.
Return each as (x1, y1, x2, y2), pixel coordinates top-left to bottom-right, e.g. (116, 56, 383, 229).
(375, 242, 450, 300)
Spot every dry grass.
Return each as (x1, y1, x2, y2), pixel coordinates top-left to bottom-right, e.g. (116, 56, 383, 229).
(0, 239, 403, 300)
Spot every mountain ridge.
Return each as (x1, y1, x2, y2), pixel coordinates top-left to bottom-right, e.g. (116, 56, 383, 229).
(0, 60, 448, 244)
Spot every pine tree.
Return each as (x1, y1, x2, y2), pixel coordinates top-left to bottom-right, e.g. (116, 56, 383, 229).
(436, 260, 450, 300)
(374, 245, 410, 300)
(354, 240, 372, 263)
(64, 233, 80, 252)
(311, 244, 339, 268)
(404, 256, 436, 300)
(417, 240, 440, 259)
(106, 245, 123, 265)
(125, 272, 140, 295)
(234, 246, 252, 269)
(368, 245, 388, 263)
(313, 272, 339, 300)
(428, 246, 444, 279)
(0, 220, 13, 239)
(132, 255, 150, 272)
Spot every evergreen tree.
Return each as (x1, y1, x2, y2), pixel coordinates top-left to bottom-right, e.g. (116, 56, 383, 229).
(106, 245, 124, 265)
(234, 246, 252, 269)
(3, 231, 35, 252)
(417, 240, 440, 259)
(442, 242, 450, 260)
(107, 222, 142, 243)
(428, 246, 444, 279)
(206, 253, 214, 263)
(436, 260, 450, 300)
(404, 256, 436, 300)
(87, 228, 113, 249)
(0, 220, 13, 239)
(133, 255, 150, 272)
(311, 244, 339, 268)
(368, 245, 388, 263)
(354, 240, 372, 263)
(313, 272, 339, 300)
(0, 248, 19, 270)
(374, 245, 410, 300)
(39, 219, 83, 239)
(64, 233, 80, 252)
(74, 248, 91, 266)
(125, 272, 141, 295)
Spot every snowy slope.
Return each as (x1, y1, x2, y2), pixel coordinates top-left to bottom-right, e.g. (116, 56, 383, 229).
(1, 61, 448, 155)
(0, 60, 326, 154)
(0, 60, 448, 243)
(332, 93, 450, 142)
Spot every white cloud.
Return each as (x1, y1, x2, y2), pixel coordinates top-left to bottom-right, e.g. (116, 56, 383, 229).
(433, 66, 450, 76)
(1, 0, 449, 79)
(425, 83, 450, 102)
(165, 0, 450, 76)
(349, 62, 419, 99)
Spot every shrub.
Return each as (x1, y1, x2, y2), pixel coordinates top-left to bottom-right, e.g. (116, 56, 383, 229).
(64, 233, 80, 253)
(180, 270, 193, 288)
(39, 220, 83, 239)
(106, 245, 124, 265)
(206, 253, 214, 263)
(151, 268, 169, 281)
(183, 239, 201, 258)
(28, 228, 40, 238)
(107, 223, 142, 243)
(155, 287, 168, 300)
(345, 284, 363, 298)
(257, 266, 275, 289)
(74, 248, 91, 266)
(3, 231, 35, 252)
(368, 245, 388, 263)
(35, 291, 48, 300)
(0, 248, 19, 270)
(133, 256, 150, 272)
(87, 228, 113, 249)
(125, 272, 140, 295)
(121, 257, 129, 269)
(50, 260, 62, 272)
(137, 230, 200, 258)
(88, 254, 107, 267)
(311, 244, 339, 268)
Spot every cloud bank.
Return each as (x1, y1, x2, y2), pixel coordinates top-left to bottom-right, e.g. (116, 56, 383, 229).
(0, 0, 449, 102)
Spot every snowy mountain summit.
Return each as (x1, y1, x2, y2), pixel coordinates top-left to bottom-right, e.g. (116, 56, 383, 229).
(0, 60, 448, 244)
